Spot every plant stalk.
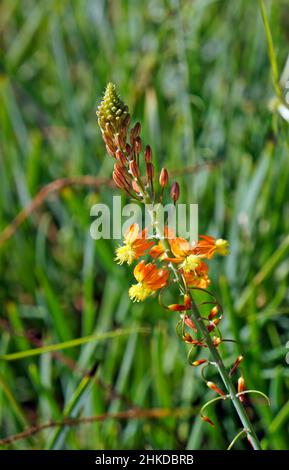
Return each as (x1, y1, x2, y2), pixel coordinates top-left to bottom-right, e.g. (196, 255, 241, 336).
(189, 295, 262, 450)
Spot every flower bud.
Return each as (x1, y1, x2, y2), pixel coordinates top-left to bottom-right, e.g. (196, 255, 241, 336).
(159, 168, 168, 187)
(206, 381, 225, 397)
(144, 145, 152, 162)
(134, 136, 142, 154)
(133, 122, 141, 137)
(191, 359, 207, 367)
(115, 149, 127, 166)
(201, 415, 215, 427)
(146, 162, 154, 181)
(208, 305, 219, 320)
(238, 375, 246, 402)
(129, 160, 140, 178)
(170, 181, 180, 202)
(182, 314, 197, 332)
(230, 355, 244, 376)
(126, 143, 132, 157)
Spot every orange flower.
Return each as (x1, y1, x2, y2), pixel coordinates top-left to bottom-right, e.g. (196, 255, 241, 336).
(151, 236, 203, 275)
(129, 260, 169, 302)
(194, 235, 229, 259)
(115, 224, 154, 265)
(182, 261, 210, 288)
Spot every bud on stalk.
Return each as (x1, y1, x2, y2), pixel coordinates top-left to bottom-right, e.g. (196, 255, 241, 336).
(159, 168, 168, 187)
(129, 160, 140, 178)
(134, 136, 142, 154)
(144, 145, 152, 162)
(206, 381, 226, 397)
(170, 181, 180, 203)
(115, 149, 127, 166)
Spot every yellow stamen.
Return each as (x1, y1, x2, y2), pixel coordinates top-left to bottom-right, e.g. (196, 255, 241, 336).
(181, 254, 201, 273)
(115, 243, 135, 265)
(215, 239, 229, 256)
(128, 283, 153, 302)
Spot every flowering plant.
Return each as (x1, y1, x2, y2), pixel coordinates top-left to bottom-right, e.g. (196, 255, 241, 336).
(97, 83, 268, 450)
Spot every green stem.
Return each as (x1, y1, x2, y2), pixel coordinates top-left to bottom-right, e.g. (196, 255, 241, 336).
(189, 295, 262, 450)
(144, 194, 262, 449)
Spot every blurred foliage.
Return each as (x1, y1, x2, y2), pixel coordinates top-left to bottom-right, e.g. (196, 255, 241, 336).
(0, 0, 289, 450)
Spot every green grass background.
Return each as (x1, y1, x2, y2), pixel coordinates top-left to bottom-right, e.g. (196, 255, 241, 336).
(0, 0, 289, 450)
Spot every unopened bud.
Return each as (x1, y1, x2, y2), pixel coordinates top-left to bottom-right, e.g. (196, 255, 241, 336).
(144, 145, 152, 162)
(201, 415, 215, 427)
(115, 132, 126, 149)
(230, 355, 244, 376)
(208, 305, 219, 320)
(146, 162, 154, 181)
(159, 168, 168, 187)
(115, 149, 127, 166)
(191, 359, 207, 367)
(129, 160, 140, 178)
(133, 122, 141, 137)
(134, 136, 142, 154)
(183, 333, 193, 344)
(182, 314, 197, 332)
(206, 381, 226, 397)
(237, 375, 246, 402)
(213, 336, 222, 347)
(132, 180, 141, 193)
(126, 143, 132, 157)
(170, 181, 180, 202)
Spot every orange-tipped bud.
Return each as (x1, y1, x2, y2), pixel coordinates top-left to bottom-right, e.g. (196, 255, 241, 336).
(184, 294, 191, 309)
(144, 145, 152, 162)
(208, 305, 219, 320)
(146, 162, 154, 181)
(168, 303, 187, 311)
(159, 168, 168, 187)
(183, 333, 193, 344)
(238, 375, 246, 402)
(115, 149, 127, 166)
(230, 355, 244, 376)
(134, 136, 142, 154)
(206, 381, 226, 397)
(212, 336, 222, 347)
(129, 160, 140, 178)
(170, 181, 180, 202)
(191, 359, 207, 367)
(207, 317, 221, 333)
(183, 314, 198, 332)
(201, 415, 215, 427)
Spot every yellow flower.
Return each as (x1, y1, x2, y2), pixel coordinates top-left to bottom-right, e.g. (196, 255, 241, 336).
(128, 261, 169, 302)
(115, 224, 154, 265)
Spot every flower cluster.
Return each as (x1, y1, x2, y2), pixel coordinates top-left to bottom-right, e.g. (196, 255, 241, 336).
(97, 83, 229, 304)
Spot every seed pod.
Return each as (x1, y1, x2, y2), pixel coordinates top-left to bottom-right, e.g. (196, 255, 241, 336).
(159, 168, 168, 187)
(144, 145, 152, 162)
(129, 160, 140, 178)
(170, 181, 180, 202)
